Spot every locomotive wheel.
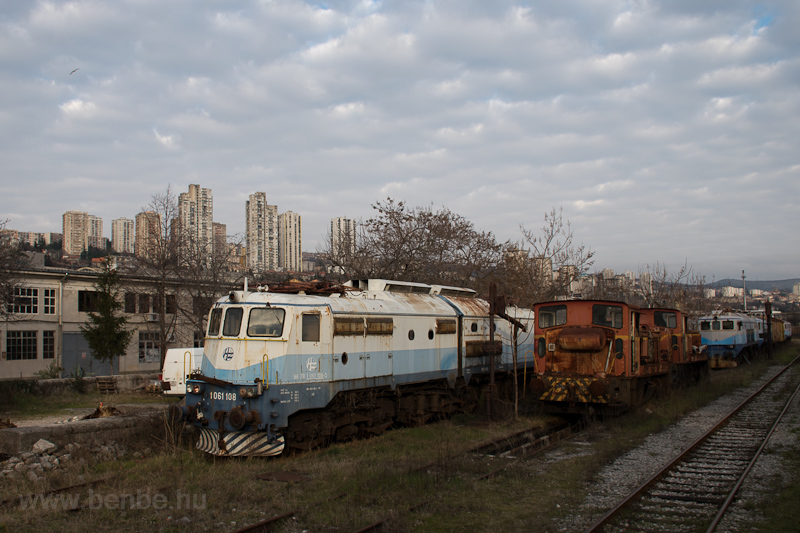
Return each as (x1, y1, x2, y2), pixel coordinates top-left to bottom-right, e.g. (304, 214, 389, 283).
(285, 381, 476, 452)
(285, 411, 334, 451)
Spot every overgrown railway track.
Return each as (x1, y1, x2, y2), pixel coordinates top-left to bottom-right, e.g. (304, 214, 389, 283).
(585, 355, 800, 533)
(230, 417, 581, 533)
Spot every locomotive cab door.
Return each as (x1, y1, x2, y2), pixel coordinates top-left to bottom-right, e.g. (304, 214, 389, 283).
(631, 310, 640, 374)
(331, 316, 366, 382)
(364, 317, 394, 379)
(294, 309, 333, 384)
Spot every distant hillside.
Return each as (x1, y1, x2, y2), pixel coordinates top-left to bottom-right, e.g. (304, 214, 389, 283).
(709, 279, 800, 292)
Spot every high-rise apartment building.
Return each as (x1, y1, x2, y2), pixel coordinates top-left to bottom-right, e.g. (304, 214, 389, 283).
(330, 217, 356, 257)
(63, 211, 92, 256)
(112, 218, 135, 254)
(278, 211, 302, 272)
(213, 222, 227, 262)
(246, 192, 278, 272)
(178, 184, 214, 256)
(135, 211, 161, 259)
(87, 215, 104, 250)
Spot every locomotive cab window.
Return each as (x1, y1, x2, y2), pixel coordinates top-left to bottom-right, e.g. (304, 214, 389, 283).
(654, 311, 677, 328)
(538, 305, 567, 329)
(700, 321, 710, 331)
(222, 307, 244, 337)
(207, 308, 223, 336)
(592, 305, 623, 329)
(247, 307, 285, 337)
(302, 313, 320, 342)
(722, 320, 734, 330)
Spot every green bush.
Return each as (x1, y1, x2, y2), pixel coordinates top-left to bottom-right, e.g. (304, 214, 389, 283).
(34, 361, 64, 379)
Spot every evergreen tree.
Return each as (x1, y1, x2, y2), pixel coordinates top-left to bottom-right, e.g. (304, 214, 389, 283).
(80, 258, 134, 374)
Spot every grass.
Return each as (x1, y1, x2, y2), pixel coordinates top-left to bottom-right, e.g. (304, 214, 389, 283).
(1, 341, 797, 532)
(2, 391, 179, 421)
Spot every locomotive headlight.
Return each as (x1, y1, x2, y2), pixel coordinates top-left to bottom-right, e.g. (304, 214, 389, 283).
(239, 387, 248, 398)
(191, 384, 204, 395)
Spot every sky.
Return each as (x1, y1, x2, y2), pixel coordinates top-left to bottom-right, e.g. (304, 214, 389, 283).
(1, 1, 799, 282)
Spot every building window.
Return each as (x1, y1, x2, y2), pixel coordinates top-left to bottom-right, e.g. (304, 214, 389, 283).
(138, 294, 151, 314)
(166, 294, 177, 314)
(125, 293, 137, 314)
(43, 331, 55, 359)
(9, 288, 38, 314)
(193, 331, 204, 348)
(78, 291, 98, 313)
(7, 331, 37, 360)
(43, 289, 56, 315)
(139, 332, 160, 364)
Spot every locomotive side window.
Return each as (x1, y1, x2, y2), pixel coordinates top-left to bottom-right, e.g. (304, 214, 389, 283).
(654, 311, 677, 328)
(334, 317, 364, 336)
(436, 319, 457, 334)
(301, 313, 320, 342)
(538, 305, 567, 329)
(247, 307, 285, 337)
(366, 318, 393, 335)
(592, 305, 623, 329)
(207, 308, 222, 336)
(222, 307, 244, 337)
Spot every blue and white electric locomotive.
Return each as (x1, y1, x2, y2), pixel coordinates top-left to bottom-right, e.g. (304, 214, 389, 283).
(699, 310, 763, 368)
(172, 279, 534, 457)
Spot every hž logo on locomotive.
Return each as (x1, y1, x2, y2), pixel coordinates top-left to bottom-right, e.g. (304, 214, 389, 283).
(294, 357, 328, 381)
(222, 347, 234, 361)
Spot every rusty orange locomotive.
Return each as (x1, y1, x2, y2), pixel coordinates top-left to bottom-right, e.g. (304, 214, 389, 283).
(529, 300, 707, 414)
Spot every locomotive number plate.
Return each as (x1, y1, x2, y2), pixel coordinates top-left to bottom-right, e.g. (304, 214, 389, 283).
(209, 391, 237, 401)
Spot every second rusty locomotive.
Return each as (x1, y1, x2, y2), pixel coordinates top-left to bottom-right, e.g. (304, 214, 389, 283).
(529, 299, 707, 414)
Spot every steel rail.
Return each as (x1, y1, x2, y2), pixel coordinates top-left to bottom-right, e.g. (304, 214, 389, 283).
(706, 377, 800, 532)
(583, 354, 800, 533)
(351, 419, 583, 532)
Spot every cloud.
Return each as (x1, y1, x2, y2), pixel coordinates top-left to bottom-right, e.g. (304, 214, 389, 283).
(153, 128, 178, 149)
(0, 0, 798, 279)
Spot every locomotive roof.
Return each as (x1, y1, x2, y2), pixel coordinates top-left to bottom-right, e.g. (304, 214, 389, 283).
(533, 299, 682, 313)
(220, 287, 490, 318)
(698, 310, 763, 321)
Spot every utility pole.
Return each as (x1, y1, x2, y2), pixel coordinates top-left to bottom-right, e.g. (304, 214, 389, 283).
(742, 270, 747, 312)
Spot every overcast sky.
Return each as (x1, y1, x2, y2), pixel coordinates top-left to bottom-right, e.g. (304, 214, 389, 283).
(1, 1, 798, 281)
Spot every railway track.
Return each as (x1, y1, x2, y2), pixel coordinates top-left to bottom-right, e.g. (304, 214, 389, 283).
(230, 417, 581, 533)
(585, 355, 800, 533)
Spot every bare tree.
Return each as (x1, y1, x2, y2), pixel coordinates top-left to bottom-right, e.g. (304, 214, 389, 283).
(634, 260, 709, 312)
(581, 271, 636, 303)
(506, 207, 594, 307)
(0, 220, 24, 321)
(321, 199, 508, 293)
(128, 187, 182, 369)
(174, 229, 244, 346)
